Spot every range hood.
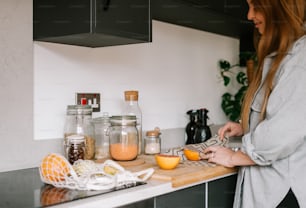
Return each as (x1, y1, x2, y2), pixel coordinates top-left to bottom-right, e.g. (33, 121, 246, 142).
(33, 0, 151, 48)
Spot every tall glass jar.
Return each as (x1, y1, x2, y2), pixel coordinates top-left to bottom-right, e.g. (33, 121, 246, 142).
(63, 105, 95, 160)
(122, 90, 142, 155)
(92, 112, 110, 160)
(109, 115, 138, 161)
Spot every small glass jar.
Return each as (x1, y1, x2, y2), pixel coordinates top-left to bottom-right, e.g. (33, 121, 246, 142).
(92, 113, 110, 160)
(66, 135, 85, 164)
(63, 105, 95, 160)
(144, 128, 161, 155)
(109, 115, 138, 161)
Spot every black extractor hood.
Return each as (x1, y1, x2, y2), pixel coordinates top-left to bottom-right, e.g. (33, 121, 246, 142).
(33, 0, 151, 47)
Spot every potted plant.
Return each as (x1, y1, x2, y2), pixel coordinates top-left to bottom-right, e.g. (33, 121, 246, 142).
(218, 59, 249, 122)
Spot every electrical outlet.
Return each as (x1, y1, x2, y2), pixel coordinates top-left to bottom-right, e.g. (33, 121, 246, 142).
(76, 93, 100, 112)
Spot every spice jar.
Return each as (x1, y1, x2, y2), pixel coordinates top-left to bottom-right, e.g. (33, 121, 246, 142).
(63, 105, 95, 161)
(144, 127, 161, 155)
(109, 115, 138, 161)
(66, 135, 85, 164)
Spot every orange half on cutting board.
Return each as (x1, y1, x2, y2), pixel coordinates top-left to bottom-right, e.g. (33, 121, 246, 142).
(184, 149, 200, 161)
(155, 154, 180, 170)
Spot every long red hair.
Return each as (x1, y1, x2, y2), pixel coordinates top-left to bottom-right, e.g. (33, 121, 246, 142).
(241, 0, 306, 132)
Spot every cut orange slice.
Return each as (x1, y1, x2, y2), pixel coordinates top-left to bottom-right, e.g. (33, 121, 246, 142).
(184, 149, 200, 161)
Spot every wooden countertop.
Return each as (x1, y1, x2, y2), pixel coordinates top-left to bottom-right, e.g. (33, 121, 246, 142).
(120, 155, 238, 188)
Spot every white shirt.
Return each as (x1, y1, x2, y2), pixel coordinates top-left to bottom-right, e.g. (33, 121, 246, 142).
(234, 35, 306, 208)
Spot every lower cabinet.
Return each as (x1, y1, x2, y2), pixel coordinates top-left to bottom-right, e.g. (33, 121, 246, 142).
(156, 184, 205, 208)
(119, 174, 237, 208)
(118, 198, 155, 208)
(207, 174, 237, 208)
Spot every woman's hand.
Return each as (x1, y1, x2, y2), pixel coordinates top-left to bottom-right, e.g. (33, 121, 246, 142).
(201, 146, 236, 168)
(202, 145, 256, 167)
(218, 121, 243, 139)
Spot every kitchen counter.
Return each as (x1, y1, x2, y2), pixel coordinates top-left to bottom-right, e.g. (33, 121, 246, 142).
(0, 154, 237, 208)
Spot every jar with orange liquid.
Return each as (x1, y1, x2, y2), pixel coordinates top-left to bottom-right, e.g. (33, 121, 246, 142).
(109, 115, 138, 161)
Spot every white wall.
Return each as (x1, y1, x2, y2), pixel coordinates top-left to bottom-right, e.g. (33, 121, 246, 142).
(0, 0, 239, 172)
(34, 20, 239, 140)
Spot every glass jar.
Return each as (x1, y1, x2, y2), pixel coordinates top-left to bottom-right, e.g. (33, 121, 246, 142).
(109, 115, 138, 161)
(92, 112, 110, 160)
(144, 128, 161, 155)
(122, 90, 142, 155)
(66, 135, 85, 164)
(63, 105, 95, 160)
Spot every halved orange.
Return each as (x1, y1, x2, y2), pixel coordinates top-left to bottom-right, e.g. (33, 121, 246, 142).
(155, 154, 180, 170)
(184, 149, 200, 161)
(40, 153, 70, 182)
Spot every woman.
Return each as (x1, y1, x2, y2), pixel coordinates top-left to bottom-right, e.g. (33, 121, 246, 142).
(203, 0, 306, 207)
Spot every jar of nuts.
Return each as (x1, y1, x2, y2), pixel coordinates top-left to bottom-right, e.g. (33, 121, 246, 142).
(66, 135, 85, 164)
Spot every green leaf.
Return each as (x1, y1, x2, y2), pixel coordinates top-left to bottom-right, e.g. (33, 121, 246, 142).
(236, 72, 248, 85)
(223, 76, 230, 86)
(221, 92, 243, 122)
(219, 60, 231, 71)
(235, 86, 247, 101)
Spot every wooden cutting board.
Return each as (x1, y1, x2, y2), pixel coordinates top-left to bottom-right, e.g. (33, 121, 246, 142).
(124, 155, 238, 188)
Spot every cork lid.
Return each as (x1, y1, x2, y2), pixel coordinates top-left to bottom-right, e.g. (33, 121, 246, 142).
(146, 127, 161, 137)
(124, 90, 139, 101)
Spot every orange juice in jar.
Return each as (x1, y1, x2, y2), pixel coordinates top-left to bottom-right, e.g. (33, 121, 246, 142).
(109, 115, 138, 161)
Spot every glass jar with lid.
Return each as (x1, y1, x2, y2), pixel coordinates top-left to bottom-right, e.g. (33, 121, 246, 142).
(122, 90, 142, 155)
(92, 112, 110, 160)
(144, 127, 161, 155)
(109, 115, 138, 161)
(66, 135, 85, 164)
(63, 105, 95, 160)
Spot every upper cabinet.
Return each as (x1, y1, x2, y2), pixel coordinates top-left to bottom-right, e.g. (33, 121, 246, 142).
(33, 0, 254, 55)
(151, 0, 255, 64)
(151, 0, 242, 38)
(33, 0, 151, 47)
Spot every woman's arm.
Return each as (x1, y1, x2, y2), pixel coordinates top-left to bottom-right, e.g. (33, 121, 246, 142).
(202, 146, 256, 168)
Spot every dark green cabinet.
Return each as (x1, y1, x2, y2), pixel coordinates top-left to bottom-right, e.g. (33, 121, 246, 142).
(156, 184, 205, 208)
(151, 0, 251, 38)
(151, 0, 241, 38)
(208, 174, 237, 208)
(119, 184, 205, 208)
(33, 0, 151, 47)
(34, 0, 255, 54)
(151, 0, 255, 65)
(118, 174, 237, 208)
